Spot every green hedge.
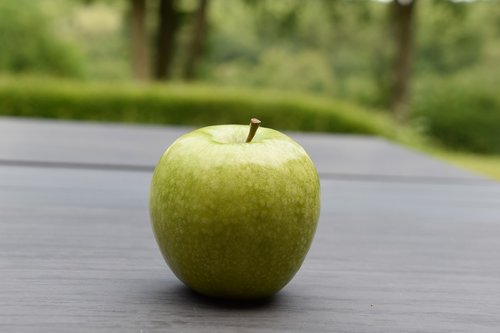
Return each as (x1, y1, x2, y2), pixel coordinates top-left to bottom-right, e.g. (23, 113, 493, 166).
(0, 78, 398, 138)
(412, 76, 500, 154)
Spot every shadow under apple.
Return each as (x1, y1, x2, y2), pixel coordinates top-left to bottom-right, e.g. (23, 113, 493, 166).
(169, 284, 281, 310)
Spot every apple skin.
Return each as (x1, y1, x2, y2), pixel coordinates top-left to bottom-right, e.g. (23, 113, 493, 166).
(150, 124, 320, 299)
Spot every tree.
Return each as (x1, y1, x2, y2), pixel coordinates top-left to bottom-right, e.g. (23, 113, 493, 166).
(0, 0, 84, 77)
(155, 0, 179, 79)
(130, 0, 149, 81)
(182, 0, 210, 80)
(389, 0, 417, 121)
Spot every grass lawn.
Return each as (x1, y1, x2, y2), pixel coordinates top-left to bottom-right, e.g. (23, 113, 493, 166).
(431, 151, 500, 181)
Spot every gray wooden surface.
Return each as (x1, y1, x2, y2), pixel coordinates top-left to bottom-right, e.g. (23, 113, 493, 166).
(0, 117, 484, 180)
(1, 117, 499, 332)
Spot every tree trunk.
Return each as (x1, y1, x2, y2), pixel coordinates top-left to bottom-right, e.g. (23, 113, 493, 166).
(182, 0, 210, 80)
(389, 0, 416, 122)
(155, 0, 178, 80)
(130, 0, 149, 81)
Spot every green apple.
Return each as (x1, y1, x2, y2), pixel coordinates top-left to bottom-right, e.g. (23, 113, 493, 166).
(150, 119, 320, 299)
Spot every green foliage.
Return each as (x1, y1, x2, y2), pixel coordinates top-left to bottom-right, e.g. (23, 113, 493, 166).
(63, 1, 130, 80)
(0, 0, 84, 77)
(416, 1, 484, 74)
(410, 1, 500, 155)
(205, 0, 499, 115)
(209, 48, 336, 95)
(207, 0, 391, 107)
(412, 71, 500, 154)
(1, 0, 500, 159)
(0, 77, 398, 139)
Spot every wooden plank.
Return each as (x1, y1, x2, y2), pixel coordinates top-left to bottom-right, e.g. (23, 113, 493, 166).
(1, 165, 499, 332)
(0, 117, 483, 180)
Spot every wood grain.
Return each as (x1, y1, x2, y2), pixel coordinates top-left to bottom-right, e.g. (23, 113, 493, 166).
(1, 118, 499, 332)
(0, 117, 483, 180)
(1, 165, 499, 332)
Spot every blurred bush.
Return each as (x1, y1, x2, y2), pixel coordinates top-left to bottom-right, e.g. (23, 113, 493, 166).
(209, 48, 335, 95)
(411, 2, 500, 155)
(59, 1, 130, 80)
(0, 77, 397, 139)
(0, 0, 84, 77)
(412, 71, 500, 154)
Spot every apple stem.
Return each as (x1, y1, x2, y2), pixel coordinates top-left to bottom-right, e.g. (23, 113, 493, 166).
(245, 118, 261, 143)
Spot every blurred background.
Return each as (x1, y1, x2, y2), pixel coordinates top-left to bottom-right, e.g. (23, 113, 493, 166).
(0, 0, 499, 178)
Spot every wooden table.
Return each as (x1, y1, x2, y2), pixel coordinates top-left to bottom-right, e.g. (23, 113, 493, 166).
(1, 117, 499, 332)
